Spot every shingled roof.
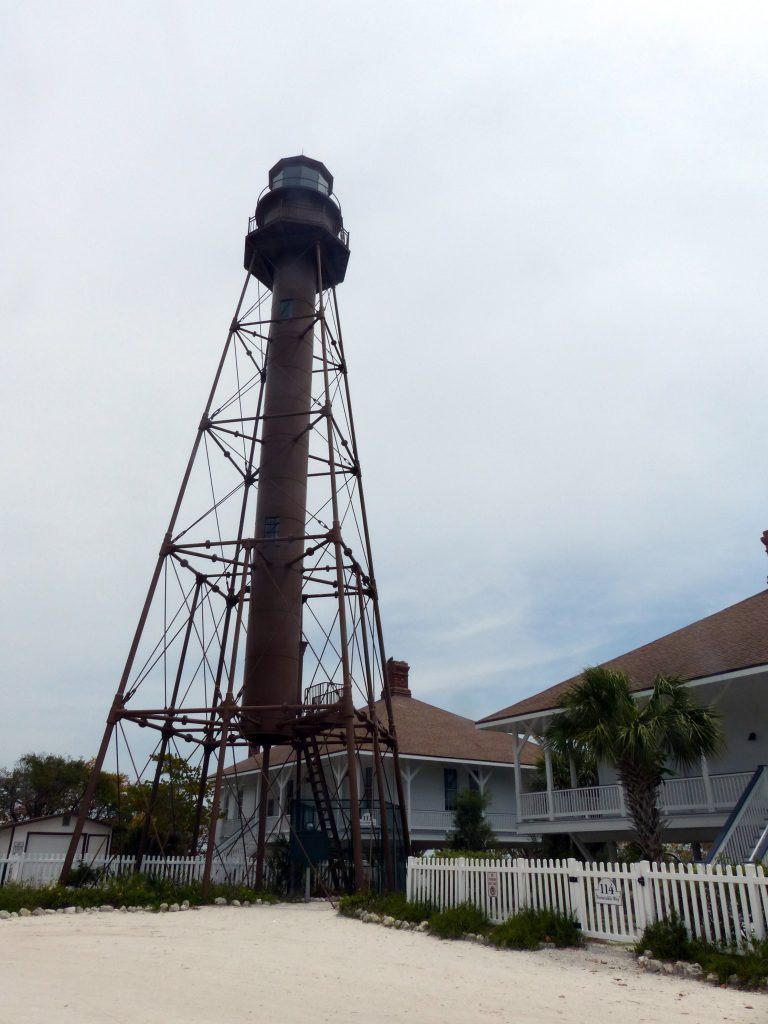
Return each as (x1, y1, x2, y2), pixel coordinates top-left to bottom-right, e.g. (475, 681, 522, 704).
(378, 692, 537, 764)
(225, 662, 538, 775)
(478, 589, 768, 726)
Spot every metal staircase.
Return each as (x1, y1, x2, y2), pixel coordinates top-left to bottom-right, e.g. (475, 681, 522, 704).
(707, 765, 768, 865)
(301, 737, 350, 890)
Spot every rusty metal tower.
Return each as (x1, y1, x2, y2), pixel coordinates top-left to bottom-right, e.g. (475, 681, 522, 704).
(61, 157, 410, 892)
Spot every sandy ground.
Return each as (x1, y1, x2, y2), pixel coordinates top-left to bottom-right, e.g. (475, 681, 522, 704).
(0, 903, 764, 1024)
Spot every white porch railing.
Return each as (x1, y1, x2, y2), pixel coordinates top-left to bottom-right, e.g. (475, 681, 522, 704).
(409, 809, 454, 830)
(409, 809, 516, 833)
(710, 772, 756, 807)
(519, 785, 623, 821)
(519, 772, 753, 823)
(219, 808, 518, 849)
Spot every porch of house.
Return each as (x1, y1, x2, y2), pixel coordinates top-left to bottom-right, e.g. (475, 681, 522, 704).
(217, 805, 522, 853)
(516, 770, 753, 840)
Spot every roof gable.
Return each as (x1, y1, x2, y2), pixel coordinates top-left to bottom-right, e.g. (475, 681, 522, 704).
(479, 589, 768, 725)
(380, 695, 536, 764)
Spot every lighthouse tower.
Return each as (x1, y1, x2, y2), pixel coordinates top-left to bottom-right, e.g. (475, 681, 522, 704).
(241, 158, 348, 743)
(61, 158, 409, 893)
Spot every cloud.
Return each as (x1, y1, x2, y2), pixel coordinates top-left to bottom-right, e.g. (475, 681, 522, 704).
(2, 3, 767, 765)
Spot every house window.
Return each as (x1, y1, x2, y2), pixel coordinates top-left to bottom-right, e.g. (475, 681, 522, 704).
(279, 298, 294, 320)
(267, 798, 275, 817)
(284, 779, 294, 812)
(363, 766, 373, 809)
(444, 768, 458, 811)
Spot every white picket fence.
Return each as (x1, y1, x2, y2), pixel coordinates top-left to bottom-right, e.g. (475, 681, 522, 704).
(406, 856, 768, 948)
(0, 853, 257, 889)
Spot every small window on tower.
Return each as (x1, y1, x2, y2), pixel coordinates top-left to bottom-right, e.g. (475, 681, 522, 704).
(279, 298, 294, 320)
(264, 516, 280, 539)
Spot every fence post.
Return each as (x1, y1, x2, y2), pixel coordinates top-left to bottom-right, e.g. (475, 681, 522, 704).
(566, 858, 586, 933)
(457, 857, 467, 906)
(635, 861, 654, 934)
(406, 856, 413, 902)
(515, 858, 528, 910)
(744, 863, 765, 940)
(630, 861, 647, 933)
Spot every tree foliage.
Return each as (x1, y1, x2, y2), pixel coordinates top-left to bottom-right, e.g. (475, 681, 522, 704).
(121, 754, 211, 856)
(0, 754, 126, 823)
(529, 746, 598, 792)
(450, 788, 496, 851)
(546, 667, 724, 861)
(0, 752, 211, 857)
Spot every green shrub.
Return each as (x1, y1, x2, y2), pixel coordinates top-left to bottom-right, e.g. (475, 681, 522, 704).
(337, 892, 372, 918)
(636, 912, 691, 961)
(637, 914, 768, 989)
(489, 907, 583, 950)
(428, 902, 490, 939)
(337, 891, 433, 923)
(0, 876, 277, 913)
(67, 863, 101, 888)
(688, 936, 768, 988)
(450, 789, 496, 851)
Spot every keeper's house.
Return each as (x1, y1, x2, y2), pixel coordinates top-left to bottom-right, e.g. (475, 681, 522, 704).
(477, 589, 768, 853)
(216, 660, 538, 857)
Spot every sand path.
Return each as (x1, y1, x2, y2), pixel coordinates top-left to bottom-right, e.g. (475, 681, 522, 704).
(0, 902, 763, 1024)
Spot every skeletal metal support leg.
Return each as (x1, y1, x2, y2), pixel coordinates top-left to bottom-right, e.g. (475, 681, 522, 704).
(255, 745, 271, 889)
(60, 711, 118, 883)
(201, 709, 231, 897)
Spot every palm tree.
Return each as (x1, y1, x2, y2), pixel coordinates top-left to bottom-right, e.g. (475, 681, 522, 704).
(546, 667, 723, 862)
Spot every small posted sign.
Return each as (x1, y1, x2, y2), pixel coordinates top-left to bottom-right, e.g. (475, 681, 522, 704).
(595, 876, 622, 906)
(486, 871, 499, 900)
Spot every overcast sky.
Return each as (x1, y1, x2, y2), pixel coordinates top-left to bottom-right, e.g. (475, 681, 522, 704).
(2, 2, 767, 767)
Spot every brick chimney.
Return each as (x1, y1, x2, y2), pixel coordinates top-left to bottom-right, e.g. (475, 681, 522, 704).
(385, 658, 411, 698)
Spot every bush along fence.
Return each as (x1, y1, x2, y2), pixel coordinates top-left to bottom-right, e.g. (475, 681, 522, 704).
(0, 853, 266, 890)
(406, 856, 768, 949)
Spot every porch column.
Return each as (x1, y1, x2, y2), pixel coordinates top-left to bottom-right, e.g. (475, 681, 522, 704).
(701, 755, 715, 812)
(568, 753, 578, 789)
(543, 740, 555, 821)
(513, 735, 522, 822)
(469, 767, 491, 794)
(331, 761, 346, 795)
(402, 764, 420, 825)
(277, 770, 289, 831)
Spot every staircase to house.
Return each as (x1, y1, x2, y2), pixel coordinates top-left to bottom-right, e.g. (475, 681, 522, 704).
(707, 765, 768, 865)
